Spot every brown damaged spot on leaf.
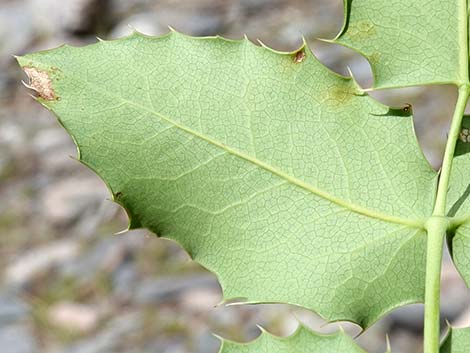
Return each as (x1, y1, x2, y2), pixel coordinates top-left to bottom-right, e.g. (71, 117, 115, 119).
(23, 67, 57, 101)
(294, 50, 306, 63)
(329, 86, 355, 105)
(369, 52, 382, 66)
(347, 20, 377, 40)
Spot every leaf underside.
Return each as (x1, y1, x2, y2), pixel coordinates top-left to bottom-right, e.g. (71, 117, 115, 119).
(218, 326, 370, 353)
(218, 325, 468, 353)
(17, 31, 440, 329)
(447, 116, 470, 286)
(334, 0, 467, 89)
(440, 327, 470, 353)
(18, 0, 470, 349)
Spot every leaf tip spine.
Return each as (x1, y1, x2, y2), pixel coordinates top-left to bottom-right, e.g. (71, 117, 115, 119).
(257, 38, 268, 49)
(113, 228, 129, 236)
(385, 334, 392, 353)
(211, 333, 224, 343)
(255, 324, 267, 333)
(316, 37, 335, 44)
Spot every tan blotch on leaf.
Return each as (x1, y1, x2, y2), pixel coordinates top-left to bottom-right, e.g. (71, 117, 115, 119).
(23, 67, 56, 101)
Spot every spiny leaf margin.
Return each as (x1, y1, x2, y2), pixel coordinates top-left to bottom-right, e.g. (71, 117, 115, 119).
(331, 0, 467, 89)
(446, 116, 470, 286)
(217, 325, 378, 353)
(17, 29, 437, 330)
(440, 326, 470, 353)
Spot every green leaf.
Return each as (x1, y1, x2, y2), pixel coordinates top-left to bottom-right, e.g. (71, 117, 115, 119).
(17, 32, 438, 328)
(332, 0, 468, 89)
(219, 325, 470, 353)
(218, 326, 375, 353)
(440, 327, 470, 353)
(447, 116, 470, 286)
(450, 226, 470, 286)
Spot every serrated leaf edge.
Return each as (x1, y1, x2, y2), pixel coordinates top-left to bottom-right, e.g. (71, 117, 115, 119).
(216, 323, 390, 353)
(17, 29, 434, 330)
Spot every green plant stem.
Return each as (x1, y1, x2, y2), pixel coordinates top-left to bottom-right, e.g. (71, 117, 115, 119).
(424, 4, 470, 351)
(433, 85, 470, 216)
(423, 85, 470, 353)
(423, 216, 447, 353)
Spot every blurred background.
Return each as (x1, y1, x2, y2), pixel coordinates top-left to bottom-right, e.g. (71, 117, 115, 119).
(0, 0, 468, 352)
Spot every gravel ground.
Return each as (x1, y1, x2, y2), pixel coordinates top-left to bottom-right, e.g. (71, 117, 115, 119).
(0, 1, 468, 352)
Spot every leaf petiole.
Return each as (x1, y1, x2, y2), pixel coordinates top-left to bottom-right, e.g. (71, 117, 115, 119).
(424, 84, 470, 353)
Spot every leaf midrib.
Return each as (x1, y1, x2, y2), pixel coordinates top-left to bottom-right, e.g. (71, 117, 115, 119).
(29, 59, 425, 229)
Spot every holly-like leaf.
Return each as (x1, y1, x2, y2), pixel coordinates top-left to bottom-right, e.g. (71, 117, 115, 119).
(332, 0, 467, 89)
(219, 326, 470, 353)
(219, 325, 470, 353)
(17, 32, 438, 328)
(218, 326, 376, 353)
(440, 327, 470, 353)
(447, 117, 470, 286)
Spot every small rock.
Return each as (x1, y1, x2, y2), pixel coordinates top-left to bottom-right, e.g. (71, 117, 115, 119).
(195, 331, 220, 353)
(0, 3, 35, 64)
(32, 128, 77, 173)
(388, 304, 424, 333)
(28, 0, 107, 34)
(0, 122, 25, 149)
(143, 340, 188, 353)
(154, 10, 226, 36)
(61, 233, 146, 283)
(0, 324, 37, 353)
(111, 13, 167, 39)
(64, 312, 141, 353)
(135, 274, 218, 305)
(107, 0, 155, 23)
(63, 334, 116, 353)
(240, 0, 282, 15)
(103, 311, 141, 338)
(180, 288, 221, 312)
(48, 302, 100, 333)
(5, 239, 80, 287)
(159, 343, 187, 353)
(0, 293, 29, 326)
(440, 262, 470, 321)
(453, 307, 470, 328)
(60, 238, 117, 283)
(112, 263, 139, 303)
(41, 177, 108, 226)
(388, 328, 422, 353)
(32, 128, 75, 155)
